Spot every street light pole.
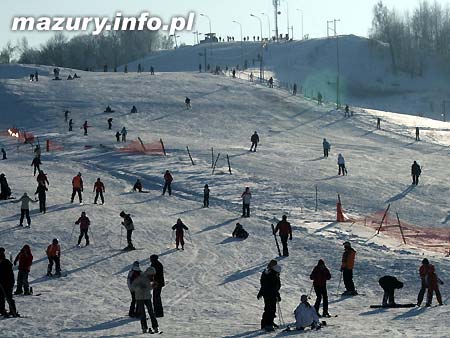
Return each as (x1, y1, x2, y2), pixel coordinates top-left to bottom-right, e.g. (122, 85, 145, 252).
(250, 14, 263, 41)
(327, 19, 341, 109)
(261, 12, 271, 40)
(232, 20, 243, 67)
(296, 9, 303, 40)
(285, 0, 291, 39)
(200, 13, 212, 36)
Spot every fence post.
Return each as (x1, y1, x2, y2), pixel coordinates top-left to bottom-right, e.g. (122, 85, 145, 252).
(377, 204, 391, 234)
(186, 146, 195, 165)
(160, 138, 166, 156)
(46, 139, 50, 152)
(212, 153, 220, 175)
(396, 213, 407, 245)
(315, 185, 318, 212)
(211, 147, 214, 168)
(227, 154, 232, 174)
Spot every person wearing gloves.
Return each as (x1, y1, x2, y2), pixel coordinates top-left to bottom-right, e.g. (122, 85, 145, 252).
(257, 259, 282, 332)
(13, 245, 33, 295)
(294, 294, 321, 331)
(127, 261, 142, 317)
(13, 193, 37, 227)
(120, 211, 135, 250)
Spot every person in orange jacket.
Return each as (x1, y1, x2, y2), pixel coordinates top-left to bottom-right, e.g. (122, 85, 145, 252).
(46, 238, 61, 277)
(273, 215, 292, 256)
(71, 172, 83, 204)
(93, 178, 105, 204)
(341, 241, 357, 295)
(417, 258, 443, 306)
(13, 245, 33, 295)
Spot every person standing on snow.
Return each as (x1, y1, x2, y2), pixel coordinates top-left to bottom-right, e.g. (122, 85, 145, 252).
(322, 138, 330, 158)
(0, 251, 18, 317)
(411, 161, 421, 185)
(250, 131, 259, 152)
(341, 241, 357, 296)
(0, 173, 12, 200)
(127, 261, 142, 317)
(172, 218, 189, 250)
(257, 259, 282, 332)
(1, 148, 7, 160)
(121, 127, 127, 142)
(37, 170, 49, 186)
(378, 275, 404, 306)
(120, 211, 135, 250)
(294, 295, 321, 331)
(417, 258, 443, 307)
(68, 119, 73, 132)
(162, 170, 173, 196)
(115, 131, 121, 142)
(241, 187, 252, 217)
(150, 254, 165, 318)
(13, 245, 33, 295)
(337, 154, 347, 176)
(71, 172, 83, 204)
(273, 215, 292, 256)
(203, 184, 210, 207)
(310, 259, 331, 317)
(35, 182, 48, 213)
(13, 193, 37, 227)
(46, 238, 61, 277)
(75, 211, 90, 247)
(93, 178, 105, 205)
(82, 121, 89, 136)
(107, 118, 113, 130)
(31, 156, 41, 176)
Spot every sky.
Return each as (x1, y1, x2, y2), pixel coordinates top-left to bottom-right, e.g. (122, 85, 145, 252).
(1, 0, 449, 49)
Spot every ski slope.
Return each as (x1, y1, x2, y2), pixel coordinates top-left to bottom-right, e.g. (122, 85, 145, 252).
(0, 65, 450, 337)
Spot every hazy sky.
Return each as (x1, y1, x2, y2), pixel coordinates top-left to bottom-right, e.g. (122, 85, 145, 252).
(1, 0, 449, 48)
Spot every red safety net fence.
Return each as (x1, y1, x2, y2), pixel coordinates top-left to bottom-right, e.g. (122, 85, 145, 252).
(46, 139, 64, 152)
(5, 128, 35, 144)
(118, 138, 165, 155)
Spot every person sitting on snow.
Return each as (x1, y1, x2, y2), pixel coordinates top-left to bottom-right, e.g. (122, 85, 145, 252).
(132, 179, 143, 192)
(294, 294, 321, 331)
(232, 223, 248, 239)
(131, 105, 138, 114)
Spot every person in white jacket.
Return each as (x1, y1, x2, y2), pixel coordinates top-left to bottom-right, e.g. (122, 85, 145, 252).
(294, 295, 321, 331)
(241, 187, 252, 217)
(13, 193, 37, 227)
(337, 153, 347, 176)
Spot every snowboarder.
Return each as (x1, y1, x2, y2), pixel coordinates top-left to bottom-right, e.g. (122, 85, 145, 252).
(310, 259, 331, 317)
(130, 105, 137, 114)
(82, 121, 88, 136)
(115, 131, 121, 142)
(322, 138, 330, 158)
(71, 172, 83, 204)
(203, 184, 210, 207)
(107, 118, 113, 130)
(338, 153, 347, 176)
(377, 117, 381, 130)
(274, 215, 292, 256)
(0, 251, 18, 317)
(268, 77, 274, 88)
(378, 275, 404, 306)
(293, 295, 321, 331)
(150, 254, 165, 317)
(127, 261, 141, 317)
(104, 105, 113, 113)
(250, 131, 259, 152)
(293, 83, 297, 95)
(241, 187, 252, 217)
(37, 170, 49, 186)
(341, 241, 357, 295)
(185, 97, 191, 109)
(121, 127, 127, 142)
(344, 105, 350, 117)
(13, 193, 37, 227)
(232, 222, 248, 239)
(415, 127, 420, 141)
(35, 182, 48, 213)
(411, 161, 421, 185)
(317, 92, 323, 105)
(132, 179, 143, 192)
(257, 260, 281, 332)
(417, 259, 443, 306)
(0, 173, 12, 200)
(93, 178, 105, 204)
(46, 238, 61, 277)
(68, 119, 73, 131)
(31, 156, 41, 176)
(130, 267, 160, 334)
(162, 170, 173, 196)
(172, 218, 189, 250)
(13, 245, 33, 295)
(1, 148, 6, 160)
(120, 211, 135, 250)
(75, 211, 90, 246)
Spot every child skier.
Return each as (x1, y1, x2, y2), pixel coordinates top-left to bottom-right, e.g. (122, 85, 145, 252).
(171, 218, 189, 250)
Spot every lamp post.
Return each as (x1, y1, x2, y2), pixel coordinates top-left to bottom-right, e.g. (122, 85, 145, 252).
(232, 20, 243, 67)
(261, 12, 271, 40)
(200, 13, 212, 36)
(250, 14, 263, 41)
(296, 9, 303, 40)
(327, 19, 341, 109)
(285, 0, 291, 39)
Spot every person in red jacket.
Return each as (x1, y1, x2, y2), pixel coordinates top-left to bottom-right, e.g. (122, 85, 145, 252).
(13, 245, 33, 295)
(71, 172, 83, 204)
(75, 211, 90, 246)
(310, 259, 331, 317)
(273, 215, 292, 256)
(172, 218, 189, 250)
(46, 238, 61, 277)
(93, 178, 105, 204)
(341, 241, 357, 295)
(417, 258, 443, 306)
(163, 170, 173, 196)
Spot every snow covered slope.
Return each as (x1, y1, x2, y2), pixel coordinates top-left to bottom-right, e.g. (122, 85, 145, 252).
(0, 66, 449, 337)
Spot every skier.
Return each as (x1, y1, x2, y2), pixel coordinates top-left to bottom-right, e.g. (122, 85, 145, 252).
(185, 97, 191, 109)
(82, 121, 88, 136)
(35, 182, 48, 213)
(241, 187, 252, 217)
(107, 118, 113, 130)
(121, 127, 127, 142)
(411, 161, 421, 185)
(34, 71, 38, 81)
(0, 251, 18, 317)
(317, 92, 322, 105)
(257, 260, 281, 332)
(104, 105, 113, 113)
(130, 105, 137, 114)
(337, 153, 347, 176)
(172, 218, 189, 250)
(293, 83, 297, 95)
(31, 156, 41, 176)
(29, 73, 34, 81)
(378, 275, 404, 306)
(132, 179, 143, 192)
(130, 267, 160, 334)
(0, 173, 12, 200)
(127, 261, 141, 317)
(273, 215, 292, 256)
(115, 131, 121, 142)
(75, 211, 90, 247)
(268, 77, 274, 88)
(150, 66, 155, 75)
(13, 193, 37, 227)
(293, 295, 321, 331)
(415, 127, 420, 141)
(377, 117, 381, 130)
(70, 172, 83, 204)
(232, 222, 249, 239)
(341, 241, 357, 295)
(37, 170, 49, 186)
(250, 131, 259, 152)
(34, 145, 41, 158)
(13, 245, 33, 295)
(232, 69, 236, 78)
(344, 105, 350, 117)
(93, 178, 105, 204)
(1, 148, 6, 160)
(322, 138, 330, 158)
(68, 119, 73, 131)
(120, 211, 135, 250)
(150, 254, 165, 317)
(203, 184, 210, 207)
(162, 170, 173, 196)
(46, 238, 61, 277)
(249, 72, 254, 82)
(417, 258, 443, 306)
(310, 259, 331, 317)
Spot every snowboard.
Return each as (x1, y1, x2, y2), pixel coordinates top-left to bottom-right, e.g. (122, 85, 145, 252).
(370, 303, 416, 308)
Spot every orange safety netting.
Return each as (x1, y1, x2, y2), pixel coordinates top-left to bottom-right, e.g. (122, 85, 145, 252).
(119, 139, 164, 155)
(6, 128, 35, 143)
(46, 140, 64, 151)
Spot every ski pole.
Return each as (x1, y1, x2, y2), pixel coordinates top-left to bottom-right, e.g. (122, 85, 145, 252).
(336, 270, 343, 297)
(186, 230, 194, 246)
(89, 227, 95, 244)
(277, 300, 285, 327)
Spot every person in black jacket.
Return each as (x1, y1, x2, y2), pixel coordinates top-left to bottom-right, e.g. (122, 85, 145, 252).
(203, 184, 210, 208)
(172, 218, 189, 250)
(411, 161, 421, 185)
(35, 182, 48, 213)
(250, 131, 259, 152)
(0, 251, 18, 317)
(257, 260, 281, 332)
(31, 156, 41, 176)
(0, 173, 11, 200)
(232, 223, 248, 239)
(150, 255, 165, 317)
(378, 275, 404, 306)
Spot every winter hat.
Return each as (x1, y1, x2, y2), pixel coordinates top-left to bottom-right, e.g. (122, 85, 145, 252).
(52, 238, 59, 244)
(272, 264, 282, 273)
(422, 258, 429, 265)
(145, 267, 156, 276)
(120, 211, 126, 217)
(300, 294, 308, 303)
(282, 215, 287, 220)
(267, 259, 278, 269)
(132, 261, 141, 272)
(343, 241, 351, 247)
(318, 259, 325, 266)
(150, 254, 158, 262)
(23, 192, 28, 196)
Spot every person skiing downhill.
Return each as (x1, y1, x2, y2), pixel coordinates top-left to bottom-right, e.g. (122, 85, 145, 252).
(273, 215, 292, 256)
(127, 261, 141, 317)
(417, 259, 443, 307)
(250, 131, 259, 152)
(203, 184, 210, 207)
(71, 172, 83, 204)
(257, 260, 281, 332)
(162, 170, 173, 196)
(338, 154, 347, 175)
(120, 211, 135, 250)
(35, 182, 48, 213)
(322, 138, 330, 158)
(411, 161, 421, 185)
(93, 178, 105, 204)
(341, 241, 357, 296)
(241, 187, 252, 217)
(13, 193, 37, 227)
(75, 211, 90, 247)
(46, 238, 61, 277)
(310, 259, 331, 317)
(31, 156, 41, 176)
(150, 254, 165, 318)
(13, 245, 33, 295)
(172, 218, 189, 250)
